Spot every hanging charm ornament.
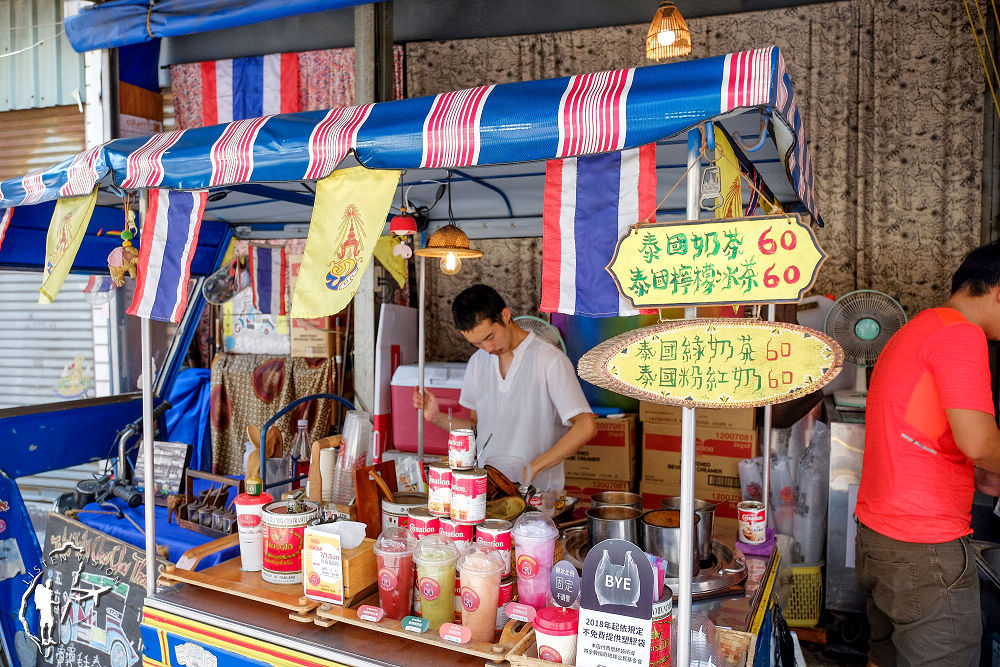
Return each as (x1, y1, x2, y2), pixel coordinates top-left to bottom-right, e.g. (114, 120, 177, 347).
(108, 197, 140, 287)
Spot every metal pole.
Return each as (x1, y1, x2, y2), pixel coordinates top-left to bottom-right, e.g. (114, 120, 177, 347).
(763, 303, 776, 518)
(677, 128, 702, 667)
(417, 255, 426, 462)
(139, 192, 157, 596)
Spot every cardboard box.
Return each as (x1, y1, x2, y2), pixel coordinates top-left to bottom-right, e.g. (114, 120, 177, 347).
(639, 402, 756, 430)
(640, 452, 743, 500)
(563, 414, 637, 482)
(641, 422, 758, 460)
(564, 476, 634, 519)
(290, 315, 336, 358)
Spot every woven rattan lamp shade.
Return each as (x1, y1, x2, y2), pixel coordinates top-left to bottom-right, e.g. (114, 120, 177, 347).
(645, 2, 692, 61)
(414, 224, 484, 259)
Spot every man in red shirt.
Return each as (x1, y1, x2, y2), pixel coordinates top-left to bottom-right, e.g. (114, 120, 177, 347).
(856, 241, 1000, 667)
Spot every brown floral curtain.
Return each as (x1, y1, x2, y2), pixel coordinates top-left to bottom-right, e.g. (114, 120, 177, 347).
(407, 0, 985, 322)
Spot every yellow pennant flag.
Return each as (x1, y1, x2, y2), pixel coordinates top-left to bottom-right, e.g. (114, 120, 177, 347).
(291, 166, 401, 318)
(39, 188, 98, 304)
(714, 130, 743, 219)
(373, 235, 407, 287)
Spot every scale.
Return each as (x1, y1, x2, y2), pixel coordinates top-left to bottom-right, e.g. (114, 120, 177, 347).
(824, 290, 907, 413)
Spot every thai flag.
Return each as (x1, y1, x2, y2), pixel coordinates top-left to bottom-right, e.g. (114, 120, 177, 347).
(540, 144, 656, 317)
(127, 190, 207, 323)
(197, 53, 299, 126)
(248, 245, 288, 315)
(0, 208, 12, 252)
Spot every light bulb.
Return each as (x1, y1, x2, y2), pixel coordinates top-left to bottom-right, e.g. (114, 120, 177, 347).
(440, 252, 462, 275)
(656, 29, 676, 46)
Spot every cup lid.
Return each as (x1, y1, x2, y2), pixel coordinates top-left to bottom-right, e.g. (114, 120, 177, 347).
(457, 544, 505, 575)
(533, 606, 579, 634)
(234, 492, 273, 506)
(511, 512, 558, 540)
(373, 526, 416, 556)
(413, 533, 459, 565)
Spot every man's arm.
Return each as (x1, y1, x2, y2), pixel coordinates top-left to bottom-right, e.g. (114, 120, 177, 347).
(528, 412, 597, 483)
(412, 387, 476, 431)
(945, 408, 1000, 473)
(975, 466, 1000, 495)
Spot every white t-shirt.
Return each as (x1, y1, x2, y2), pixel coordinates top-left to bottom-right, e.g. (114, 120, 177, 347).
(459, 332, 591, 491)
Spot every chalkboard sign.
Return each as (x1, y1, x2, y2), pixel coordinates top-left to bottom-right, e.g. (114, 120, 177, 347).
(17, 513, 165, 667)
(134, 441, 190, 505)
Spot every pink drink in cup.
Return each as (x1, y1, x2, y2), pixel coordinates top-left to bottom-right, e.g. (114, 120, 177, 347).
(511, 513, 559, 610)
(373, 526, 417, 620)
(457, 545, 505, 642)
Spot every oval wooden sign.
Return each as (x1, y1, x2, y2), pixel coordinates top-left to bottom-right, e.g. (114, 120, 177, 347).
(578, 319, 843, 409)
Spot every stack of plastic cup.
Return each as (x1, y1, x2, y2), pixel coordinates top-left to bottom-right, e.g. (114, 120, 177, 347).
(373, 526, 417, 620)
(511, 513, 559, 610)
(457, 544, 505, 642)
(414, 534, 459, 630)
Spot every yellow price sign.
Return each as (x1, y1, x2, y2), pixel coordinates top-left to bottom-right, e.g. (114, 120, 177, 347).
(578, 319, 843, 409)
(606, 213, 825, 308)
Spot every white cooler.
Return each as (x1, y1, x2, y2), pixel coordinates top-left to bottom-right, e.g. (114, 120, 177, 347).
(391, 362, 471, 455)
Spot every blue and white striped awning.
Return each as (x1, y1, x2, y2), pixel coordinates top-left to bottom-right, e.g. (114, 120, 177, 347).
(0, 47, 819, 223)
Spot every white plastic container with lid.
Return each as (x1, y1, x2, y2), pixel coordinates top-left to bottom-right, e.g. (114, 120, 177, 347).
(533, 606, 580, 664)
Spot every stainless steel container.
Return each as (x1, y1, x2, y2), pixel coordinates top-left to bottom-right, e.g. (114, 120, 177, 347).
(586, 505, 642, 547)
(641, 509, 700, 577)
(591, 491, 643, 510)
(660, 496, 716, 561)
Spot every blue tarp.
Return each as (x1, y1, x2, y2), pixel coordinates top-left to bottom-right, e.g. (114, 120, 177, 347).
(64, 0, 378, 52)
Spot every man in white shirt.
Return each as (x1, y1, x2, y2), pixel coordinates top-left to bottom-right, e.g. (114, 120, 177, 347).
(413, 284, 596, 490)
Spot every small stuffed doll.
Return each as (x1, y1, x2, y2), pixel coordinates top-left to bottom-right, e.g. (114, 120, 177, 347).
(108, 208, 139, 287)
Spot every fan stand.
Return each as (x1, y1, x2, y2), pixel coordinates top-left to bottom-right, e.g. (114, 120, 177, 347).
(833, 364, 868, 412)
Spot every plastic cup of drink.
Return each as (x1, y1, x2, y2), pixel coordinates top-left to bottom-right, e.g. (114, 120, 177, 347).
(458, 545, 505, 642)
(373, 526, 417, 620)
(234, 492, 273, 571)
(511, 513, 559, 610)
(533, 606, 579, 664)
(414, 534, 459, 630)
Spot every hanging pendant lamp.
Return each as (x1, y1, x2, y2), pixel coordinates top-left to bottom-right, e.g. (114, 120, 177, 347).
(645, 1, 692, 61)
(414, 224, 483, 275)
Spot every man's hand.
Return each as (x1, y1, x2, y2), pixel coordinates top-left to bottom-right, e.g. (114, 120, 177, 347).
(412, 387, 439, 423)
(975, 467, 1000, 496)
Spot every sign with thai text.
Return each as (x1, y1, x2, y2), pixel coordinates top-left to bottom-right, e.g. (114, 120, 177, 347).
(606, 214, 825, 308)
(578, 319, 843, 409)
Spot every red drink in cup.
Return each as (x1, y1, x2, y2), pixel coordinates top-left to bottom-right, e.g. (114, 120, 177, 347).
(373, 526, 417, 620)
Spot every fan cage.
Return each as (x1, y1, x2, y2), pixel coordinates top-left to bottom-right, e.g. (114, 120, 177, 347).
(825, 290, 906, 366)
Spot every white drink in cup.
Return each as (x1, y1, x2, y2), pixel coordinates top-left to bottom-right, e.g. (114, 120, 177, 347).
(234, 492, 273, 571)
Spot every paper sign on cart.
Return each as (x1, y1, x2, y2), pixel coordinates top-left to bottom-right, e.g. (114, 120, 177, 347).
(606, 213, 825, 308)
(402, 615, 430, 633)
(577, 538, 654, 667)
(357, 605, 385, 622)
(439, 623, 472, 644)
(505, 602, 537, 623)
(303, 526, 344, 604)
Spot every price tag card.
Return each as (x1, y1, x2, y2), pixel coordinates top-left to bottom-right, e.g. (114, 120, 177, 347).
(504, 602, 537, 623)
(439, 623, 472, 644)
(357, 605, 385, 622)
(550, 559, 581, 607)
(401, 615, 430, 634)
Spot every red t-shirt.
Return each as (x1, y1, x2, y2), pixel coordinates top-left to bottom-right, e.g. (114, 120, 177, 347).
(856, 307, 995, 542)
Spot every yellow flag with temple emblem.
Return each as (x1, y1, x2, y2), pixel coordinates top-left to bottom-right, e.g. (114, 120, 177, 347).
(39, 188, 98, 304)
(291, 166, 401, 318)
(714, 130, 743, 219)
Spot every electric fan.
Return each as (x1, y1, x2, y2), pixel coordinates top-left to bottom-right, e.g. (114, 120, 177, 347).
(824, 290, 907, 411)
(514, 315, 567, 353)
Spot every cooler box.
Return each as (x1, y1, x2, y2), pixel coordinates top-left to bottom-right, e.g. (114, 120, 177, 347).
(391, 362, 471, 455)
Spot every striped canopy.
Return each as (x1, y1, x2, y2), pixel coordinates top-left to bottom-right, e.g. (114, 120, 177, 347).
(0, 47, 818, 223)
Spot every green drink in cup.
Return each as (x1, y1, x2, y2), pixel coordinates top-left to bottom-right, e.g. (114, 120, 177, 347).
(414, 534, 460, 630)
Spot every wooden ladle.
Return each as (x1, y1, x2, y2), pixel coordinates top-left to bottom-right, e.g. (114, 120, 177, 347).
(245, 424, 284, 477)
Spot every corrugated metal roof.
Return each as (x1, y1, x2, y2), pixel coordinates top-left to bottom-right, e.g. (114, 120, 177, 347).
(0, 104, 85, 181)
(0, 0, 86, 110)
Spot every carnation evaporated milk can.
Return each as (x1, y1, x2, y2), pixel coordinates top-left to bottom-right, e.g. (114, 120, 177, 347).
(261, 499, 319, 584)
(476, 519, 513, 576)
(407, 506, 440, 540)
(427, 463, 452, 516)
(450, 468, 487, 524)
(447, 429, 477, 469)
(737, 500, 766, 545)
(439, 516, 476, 550)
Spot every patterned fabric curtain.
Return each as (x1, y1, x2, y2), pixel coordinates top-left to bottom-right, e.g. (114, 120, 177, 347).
(170, 46, 405, 130)
(407, 0, 984, 322)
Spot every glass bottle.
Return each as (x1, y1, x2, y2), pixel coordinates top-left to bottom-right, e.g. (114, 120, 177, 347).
(290, 418, 311, 486)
